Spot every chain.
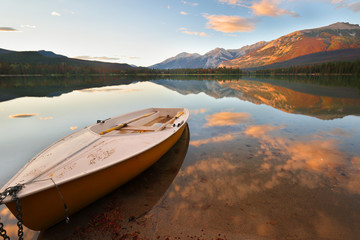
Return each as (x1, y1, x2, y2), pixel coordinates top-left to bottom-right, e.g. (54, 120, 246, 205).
(0, 185, 24, 240)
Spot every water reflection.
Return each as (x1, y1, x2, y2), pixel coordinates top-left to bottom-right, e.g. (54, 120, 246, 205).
(243, 123, 360, 195)
(154, 78, 360, 119)
(1, 76, 360, 239)
(164, 124, 360, 239)
(190, 133, 238, 147)
(204, 112, 251, 127)
(0, 206, 38, 239)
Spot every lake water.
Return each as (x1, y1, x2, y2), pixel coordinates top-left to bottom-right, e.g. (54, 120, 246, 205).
(1, 75, 360, 239)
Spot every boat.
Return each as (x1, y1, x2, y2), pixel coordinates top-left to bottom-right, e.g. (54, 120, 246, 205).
(0, 107, 189, 231)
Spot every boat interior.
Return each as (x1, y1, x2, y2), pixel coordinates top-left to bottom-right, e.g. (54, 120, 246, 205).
(89, 109, 184, 135)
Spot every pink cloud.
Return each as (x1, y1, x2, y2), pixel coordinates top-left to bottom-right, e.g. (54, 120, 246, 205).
(250, 0, 298, 17)
(204, 14, 256, 33)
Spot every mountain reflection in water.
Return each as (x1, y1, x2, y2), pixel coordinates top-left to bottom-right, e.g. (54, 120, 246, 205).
(154, 78, 360, 120)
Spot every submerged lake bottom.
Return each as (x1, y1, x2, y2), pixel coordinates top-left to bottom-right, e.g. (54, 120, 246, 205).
(1, 76, 360, 239)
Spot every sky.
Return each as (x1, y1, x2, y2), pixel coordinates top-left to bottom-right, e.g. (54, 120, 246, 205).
(1, 0, 360, 67)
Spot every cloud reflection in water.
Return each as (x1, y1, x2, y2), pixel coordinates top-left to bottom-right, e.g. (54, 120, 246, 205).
(204, 112, 251, 127)
(166, 118, 360, 238)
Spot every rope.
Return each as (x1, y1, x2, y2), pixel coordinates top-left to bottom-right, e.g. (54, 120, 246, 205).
(50, 178, 70, 224)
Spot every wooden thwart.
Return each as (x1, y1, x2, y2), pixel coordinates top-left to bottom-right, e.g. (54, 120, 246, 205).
(121, 111, 185, 132)
(100, 111, 158, 135)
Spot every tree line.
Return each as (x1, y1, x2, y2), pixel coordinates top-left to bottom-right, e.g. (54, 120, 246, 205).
(0, 62, 243, 75)
(0, 60, 359, 76)
(251, 60, 360, 75)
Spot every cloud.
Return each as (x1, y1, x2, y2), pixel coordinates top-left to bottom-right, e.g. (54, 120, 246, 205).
(0, 27, 18, 32)
(342, 1, 360, 12)
(204, 112, 251, 127)
(182, 1, 199, 6)
(250, 0, 298, 17)
(39, 116, 53, 120)
(75, 56, 120, 61)
(321, 0, 360, 12)
(180, 11, 188, 15)
(204, 14, 256, 33)
(180, 27, 208, 36)
(219, 0, 298, 17)
(21, 24, 36, 29)
(218, 0, 247, 7)
(115, 55, 140, 60)
(9, 113, 38, 118)
(51, 11, 61, 16)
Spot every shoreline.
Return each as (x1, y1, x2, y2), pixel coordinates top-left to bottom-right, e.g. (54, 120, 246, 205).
(0, 73, 358, 77)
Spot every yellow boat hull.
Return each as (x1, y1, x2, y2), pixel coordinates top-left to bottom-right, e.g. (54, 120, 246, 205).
(6, 124, 186, 231)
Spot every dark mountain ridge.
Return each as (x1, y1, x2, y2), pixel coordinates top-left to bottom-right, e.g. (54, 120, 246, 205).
(0, 48, 135, 71)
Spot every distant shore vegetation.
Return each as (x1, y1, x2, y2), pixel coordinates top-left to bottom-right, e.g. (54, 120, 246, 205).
(0, 60, 359, 76)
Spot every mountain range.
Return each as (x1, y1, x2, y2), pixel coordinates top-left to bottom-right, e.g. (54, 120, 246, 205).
(0, 49, 135, 70)
(150, 41, 267, 69)
(151, 22, 360, 70)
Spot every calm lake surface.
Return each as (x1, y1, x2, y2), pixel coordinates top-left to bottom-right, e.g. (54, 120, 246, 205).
(1, 75, 360, 239)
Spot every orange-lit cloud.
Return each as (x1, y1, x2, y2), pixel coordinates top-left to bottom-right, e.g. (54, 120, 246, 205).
(0, 27, 18, 32)
(204, 14, 256, 33)
(180, 27, 208, 36)
(9, 113, 38, 118)
(218, 0, 298, 17)
(70, 126, 78, 130)
(219, 0, 242, 5)
(250, 0, 298, 17)
(39, 116, 53, 120)
(190, 109, 207, 115)
(204, 112, 250, 127)
(180, 11, 188, 15)
(190, 133, 235, 147)
(244, 124, 284, 138)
